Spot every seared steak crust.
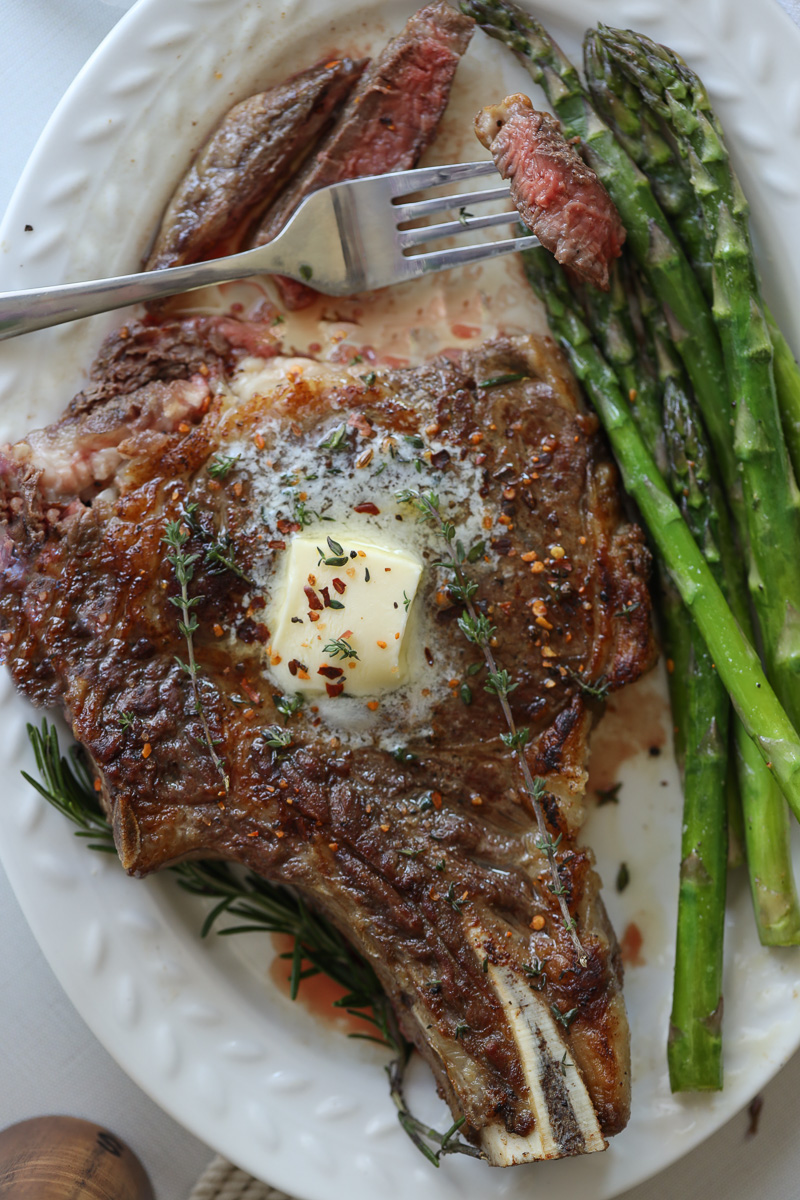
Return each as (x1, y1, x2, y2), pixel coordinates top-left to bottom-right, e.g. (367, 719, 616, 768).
(475, 94, 626, 291)
(145, 58, 366, 272)
(0, 317, 654, 1159)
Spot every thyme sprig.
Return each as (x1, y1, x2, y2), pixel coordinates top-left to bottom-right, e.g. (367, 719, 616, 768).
(323, 637, 359, 661)
(396, 488, 587, 966)
(205, 534, 252, 583)
(24, 720, 478, 1167)
(163, 517, 229, 793)
(207, 453, 240, 480)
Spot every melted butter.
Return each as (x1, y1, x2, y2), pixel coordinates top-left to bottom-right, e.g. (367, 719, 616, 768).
(267, 528, 422, 697)
(221, 364, 497, 743)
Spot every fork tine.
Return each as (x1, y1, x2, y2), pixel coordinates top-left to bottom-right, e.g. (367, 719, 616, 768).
(381, 159, 499, 198)
(404, 232, 541, 277)
(394, 185, 511, 224)
(398, 208, 517, 249)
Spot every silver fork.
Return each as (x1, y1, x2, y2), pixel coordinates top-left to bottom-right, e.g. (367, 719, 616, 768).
(0, 161, 539, 342)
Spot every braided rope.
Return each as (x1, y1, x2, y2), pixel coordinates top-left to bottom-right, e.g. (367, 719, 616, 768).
(189, 1154, 294, 1200)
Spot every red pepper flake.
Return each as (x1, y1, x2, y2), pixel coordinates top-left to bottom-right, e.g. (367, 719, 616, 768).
(142, 743, 152, 759)
(353, 501, 380, 515)
(329, 842, 339, 852)
(288, 659, 306, 677)
(366, 700, 379, 712)
(93, 779, 102, 792)
(268, 539, 287, 550)
(320, 586, 333, 607)
(432, 791, 442, 809)
(254, 432, 266, 450)
(277, 518, 301, 535)
(347, 412, 376, 439)
(376, 639, 387, 649)
(332, 577, 346, 594)
(308, 612, 320, 622)
(239, 678, 261, 703)
(318, 664, 344, 680)
(326, 681, 345, 698)
(304, 585, 323, 611)
(213, 623, 224, 637)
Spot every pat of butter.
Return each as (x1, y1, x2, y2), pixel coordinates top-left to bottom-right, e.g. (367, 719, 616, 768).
(267, 530, 423, 697)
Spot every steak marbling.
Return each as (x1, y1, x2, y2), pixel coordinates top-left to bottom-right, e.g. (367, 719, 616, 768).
(0, 316, 655, 1164)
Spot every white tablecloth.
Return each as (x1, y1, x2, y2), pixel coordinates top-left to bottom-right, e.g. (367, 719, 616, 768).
(2, 2, 800, 1197)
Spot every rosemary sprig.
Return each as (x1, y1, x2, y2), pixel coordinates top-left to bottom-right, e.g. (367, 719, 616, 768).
(22, 721, 115, 854)
(24, 720, 479, 1167)
(163, 517, 229, 793)
(397, 488, 587, 966)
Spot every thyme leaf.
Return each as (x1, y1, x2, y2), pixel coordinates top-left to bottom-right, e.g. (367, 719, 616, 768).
(319, 425, 349, 453)
(207, 453, 240, 480)
(323, 637, 359, 661)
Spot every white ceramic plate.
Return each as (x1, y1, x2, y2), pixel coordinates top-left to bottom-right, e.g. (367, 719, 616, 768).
(2, 1, 800, 1198)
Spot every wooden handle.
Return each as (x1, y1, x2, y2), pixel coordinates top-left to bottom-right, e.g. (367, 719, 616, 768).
(0, 1116, 154, 1199)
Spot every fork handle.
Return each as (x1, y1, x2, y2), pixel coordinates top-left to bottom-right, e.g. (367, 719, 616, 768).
(0, 249, 276, 342)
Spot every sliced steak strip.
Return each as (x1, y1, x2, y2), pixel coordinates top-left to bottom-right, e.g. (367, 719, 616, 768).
(475, 94, 626, 291)
(250, 0, 474, 308)
(145, 57, 366, 272)
(0, 322, 654, 1161)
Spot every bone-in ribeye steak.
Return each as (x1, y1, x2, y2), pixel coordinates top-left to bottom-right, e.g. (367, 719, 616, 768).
(0, 316, 655, 1164)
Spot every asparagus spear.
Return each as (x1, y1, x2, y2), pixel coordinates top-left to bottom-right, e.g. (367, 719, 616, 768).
(576, 260, 729, 1086)
(520, 245, 800, 816)
(624, 274, 800, 941)
(584, 24, 800, 515)
(660, 560, 727, 1089)
(597, 26, 800, 738)
(766, 309, 800, 490)
(663, 378, 800, 947)
(582, 30, 713, 300)
(577, 259, 665, 472)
